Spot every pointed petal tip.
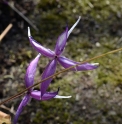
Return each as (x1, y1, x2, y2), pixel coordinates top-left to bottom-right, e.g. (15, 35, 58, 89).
(38, 53, 41, 57)
(28, 27, 31, 37)
(65, 96, 72, 98)
(78, 16, 81, 20)
(91, 63, 99, 66)
(54, 95, 72, 99)
(68, 16, 81, 38)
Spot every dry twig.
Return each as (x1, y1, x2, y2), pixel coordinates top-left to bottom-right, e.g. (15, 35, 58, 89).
(6, 1, 38, 31)
(0, 24, 13, 42)
(0, 105, 15, 115)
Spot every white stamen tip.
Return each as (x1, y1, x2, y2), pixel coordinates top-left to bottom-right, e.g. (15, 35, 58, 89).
(28, 27, 31, 37)
(92, 63, 99, 66)
(54, 95, 72, 99)
(78, 16, 81, 20)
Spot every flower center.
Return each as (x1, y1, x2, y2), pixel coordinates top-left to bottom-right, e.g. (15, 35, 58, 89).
(55, 55, 58, 58)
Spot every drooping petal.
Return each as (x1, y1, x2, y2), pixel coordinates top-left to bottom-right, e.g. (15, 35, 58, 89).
(54, 95, 72, 98)
(40, 59, 57, 96)
(28, 27, 55, 58)
(41, 88, 59, 101)
(13, 94, 30, 124)
(55, 27, 68, 55)
(67, 16, 81, 38)
(30, 90, 41, 100)
(25, 53, 41, 89)
(58, 56, 99, 71)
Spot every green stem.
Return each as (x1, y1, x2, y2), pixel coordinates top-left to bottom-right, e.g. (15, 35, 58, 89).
(0, 47, 122, 105)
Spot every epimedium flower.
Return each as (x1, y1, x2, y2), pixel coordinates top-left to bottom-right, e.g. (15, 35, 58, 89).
(14, 53, 71, 124)
(28, 17, 99, 94)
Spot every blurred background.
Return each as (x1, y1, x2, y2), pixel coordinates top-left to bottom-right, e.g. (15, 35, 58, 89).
(0, 0, 122, 123)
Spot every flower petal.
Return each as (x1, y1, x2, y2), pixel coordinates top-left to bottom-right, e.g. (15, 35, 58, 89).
(58, 56, 99, 71)
(55, 27, 68, 55)
(30, 90, 41, 100)
(41, 88, 59, 101)
(54, 95, 72, 98)
(25, 53, 41, 89)
(13, 94, 30, 124)
(67, 16, 81, 38)
(28, 27, 55, 58)
(40, 59, 57, 96)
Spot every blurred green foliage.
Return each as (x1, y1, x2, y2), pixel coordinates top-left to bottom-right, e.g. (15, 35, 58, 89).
(34, 0, 122, 40)
(38, 0, 122, 21)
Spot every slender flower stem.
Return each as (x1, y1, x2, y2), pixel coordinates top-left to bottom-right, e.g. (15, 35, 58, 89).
(1, 47, 122, 105)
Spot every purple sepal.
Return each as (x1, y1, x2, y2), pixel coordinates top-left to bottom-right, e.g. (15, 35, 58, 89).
(29, 36, 55, 58)
(31, 88, 59, 101)
(25, 54, 41, 89)
(13, 94, 30, 124)
(40, 59, 57, 96)
(41, 88, 59, 101)
(55, 27, 68, 55)
(58, 56, 99, 71)
(30, 90, 41, 100)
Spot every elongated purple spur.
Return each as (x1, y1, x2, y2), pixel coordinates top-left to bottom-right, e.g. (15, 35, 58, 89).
(28, 17, 99, 72)
(14, 54, 71, 124)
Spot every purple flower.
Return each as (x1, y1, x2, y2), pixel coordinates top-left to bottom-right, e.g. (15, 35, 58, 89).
(28, 16, 99, 72)
(28, 17, 99, 92)
(14, 54, 71, 124)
